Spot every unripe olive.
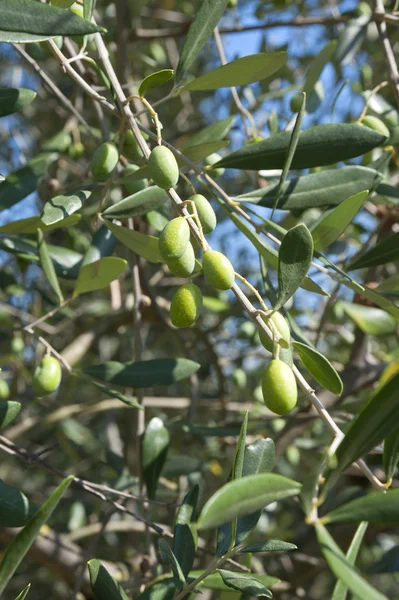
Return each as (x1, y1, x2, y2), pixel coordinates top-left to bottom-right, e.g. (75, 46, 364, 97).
(159, 217, 190, 260)
(69, 142, 85, 161)
(202, 250, 234, 291)
(122, 165, 147, 195)
(361, 116, 390, 140)
(170, 283, 202, 328)
(166, 242, 195, 278)
(148, 145, 179, 189)
(189, 194, 217, 234)
(290, 93, 303, 113)
(32, 356, 62, 397)
(11, 337, 24, 355)
(227, 0, 238, 7)
(0, 378, 10, 401)
(233, 368, 247, 389)
(262, 359, 297, 415)
(204, 153, 225, 178)
(123, 130, 144, 162)
(91, 142, 119, 182)
(259, 312, 290, 352)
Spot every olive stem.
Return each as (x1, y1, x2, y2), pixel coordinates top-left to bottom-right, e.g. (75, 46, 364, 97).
(124, 94, 163, 145)
(234, 272, 269, 313)
(181, 200, 207, 251)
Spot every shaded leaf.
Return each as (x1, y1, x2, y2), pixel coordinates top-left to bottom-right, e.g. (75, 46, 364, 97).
(216, 124, 386, 170)
(37, 229, 64, 303)
(0, 153, 58, 213)
(197, 473, 301, 530)
(82, 225, 116, 266)
(303, 41, 337, 102)
(183, 52, 287, 91)
(340, 302, 397, 336)
(83, 358, 200, 388)
(240, 540, 297, 553)
(175, 0, 229, 83)
(370, 545, 399, 574)
(0, 0, 103, 40)
(14, 584, 31, 600)
(183, 140, 229, 162)
(324, 490, 399, 526)
(0, 88, 36, 117)
(73, 257, 127, 297)
(183, 116, 235, 147)
(217, 569, 272, 598)
(102, 219, 161, 263)
(173, 486, 199, 578)
(236, 166, 382, 211)
(292, 341, 343, 395)
(102, 187, 168, 219)
(158, 539, 185, 589)
(0, 214, 81, 234)
(0, 476, 73, 596)
(275, 224, 314, 310)
(139, 70, 174, 97)
(316, 524, 387, 600)
(88, 559, 129, 600)
(349, 232, 399, 271)
(143, 418, 170, 500)
(332, 522, 368, 600)
(335, 15, 369, 64)
(41, 191, 90, 226)
(0, 402, 22, 430)
(312, 190, 368, 251)
(84, 0, 95, 20)
(136, 578, 175, 600)
(189, 570, 280, 592)
(86, 378, 142, 410)
(383, 430, 399, 483)
(0, 480, 36, 527)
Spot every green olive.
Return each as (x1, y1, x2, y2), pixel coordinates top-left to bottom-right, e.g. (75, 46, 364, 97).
(361, 116, 390, 140)
(202, 250, 235, 291)
(259, 312, 290, 352)
(166, 242, 195, 278)
(121, 164, 147, 195)
(189, 194, 217, 234)
(262, 359, 297, 415)
(91, 142, 119, 182)
(148, 145, 179, 189)
(204, 153, 225, 179)
(170, 283, 202, 328)
(69, 142, 85, 161)
(32, 356, 62, 397)
(227, 0, 238, 7)
(11, 337, 24, 355)
(0, 378, 10, 401)
(232, 368, 247, 389)
(290, 93, 304, 113)
(123, 130, 144, 162)
(159, 217, 190, 260)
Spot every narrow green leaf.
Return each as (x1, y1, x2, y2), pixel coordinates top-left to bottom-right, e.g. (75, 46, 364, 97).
(0, 402, 22, 430)
(175, 0, 229, 83)
(41, 190, 90, 226)
(316, 524, 387, 600)
(236, 166, 382, 211)
(73, 257, 127, 297)
(275, 224, 314, 310)
(323, 373, 399, 495)
(0, 476, 73, 595)
(14, 584, 31, 600)
(83, 358, 200, 388)
(37, 229, 64, 303)
(86, 378, 142, 410)
(0, 480, 36, 527)
(340, 302, 397, 336)
(143, 418, 170, 500)
(102, 219, 161, 263)
(158, 539, 185, 588)
(183, 140, 229, 162)
(197, 473, 301, 530)
(369, 546, 399, 574)
(324, 490, 399, 526)
(88, 559, 129, 600)
(82, 225, 116, 266)
(383, 430, 399, 483)
(303, 41, 337, 101)
(332, 522, 368, 600)
(312, 190, 368, 250)
(216, 124, 387, 170)
(217, 569, 272, 598)
(173, 486, 199, 578)
(233, 411, 248, 481)
(182, 116, 235, 147)
(190, 570, 279, 592)
(0, 214, 81, 234)
(240, 540, 297, 553)
(0, 153, 58, 213)
(0, 0, 104, 38)
(335, 15, 369, 64)
(183, 52, 287, 91)
(292, 341, 343, 395)
(139, 70, 174, 97)
(136, 578, 176, 600)
(0, 88, 36, 117)
(340, 280, 399, 320)
(377, 273, 399, 292)
(349, 232, 399, 270)
(102, 187, 168, 219)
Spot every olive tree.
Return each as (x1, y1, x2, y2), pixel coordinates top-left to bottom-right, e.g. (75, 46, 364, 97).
(0, 0, 398, 598)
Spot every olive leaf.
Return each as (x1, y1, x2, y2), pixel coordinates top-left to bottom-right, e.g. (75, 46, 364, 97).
(331, 522, 368, 600)
(88, 559, 129, 600)
(292, 341, 343, 395)
(139, 70, 174, 97)
(37, 229, 64, 303)
(0, 88, 36, 117)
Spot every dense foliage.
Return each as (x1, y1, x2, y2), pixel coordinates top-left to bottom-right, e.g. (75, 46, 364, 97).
(0, 0, 398, 599)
